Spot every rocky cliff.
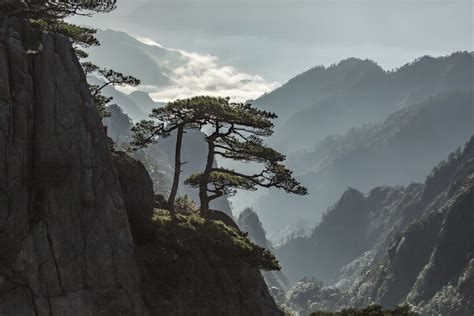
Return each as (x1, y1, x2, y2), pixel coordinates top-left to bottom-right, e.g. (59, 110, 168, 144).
(0, 17, 147, 314)
(0, 17, 281, 315)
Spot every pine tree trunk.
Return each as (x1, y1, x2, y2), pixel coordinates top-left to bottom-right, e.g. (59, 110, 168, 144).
(167, 125, 184, 212)
(199, 139, 215, 215)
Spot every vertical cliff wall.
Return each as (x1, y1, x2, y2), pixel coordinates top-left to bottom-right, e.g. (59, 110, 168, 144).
(0, 16, 283, 316)
(0, 18, 147, 314)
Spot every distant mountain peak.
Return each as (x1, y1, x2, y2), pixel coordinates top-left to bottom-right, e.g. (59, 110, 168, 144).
(332, 57, 382, 70)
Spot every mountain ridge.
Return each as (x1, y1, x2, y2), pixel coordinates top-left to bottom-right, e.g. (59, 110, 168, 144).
(256, 89, 474, 235)
(277, 135, 474, 315)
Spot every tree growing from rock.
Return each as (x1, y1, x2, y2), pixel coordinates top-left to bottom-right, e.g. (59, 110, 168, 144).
(131, 100, 205, 212)
(3, 0, 139, 118)
(182, 96, 308, 214)
(131, 96, 306, 214)
(86, 66, 141, 117)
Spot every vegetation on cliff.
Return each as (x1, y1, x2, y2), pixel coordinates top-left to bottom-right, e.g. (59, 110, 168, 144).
(2, 0, 141, 117)
(133, 95, 307, 214)
(150, 208, 280, 271)
(311, 305, 418, 316)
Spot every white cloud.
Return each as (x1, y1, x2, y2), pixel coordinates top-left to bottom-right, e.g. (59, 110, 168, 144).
(119, 37, 279, 103)
(135, 36, 165, 48)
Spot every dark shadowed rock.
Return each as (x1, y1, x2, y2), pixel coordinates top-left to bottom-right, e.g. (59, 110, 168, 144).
(113, 151, 155, 242)
(0, 18, 283, 315)
(0, 18, 147, 314)
(139, 209, 284, 316)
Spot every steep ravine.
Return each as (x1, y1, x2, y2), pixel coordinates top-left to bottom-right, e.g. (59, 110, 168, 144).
(0, 18, 281, 315)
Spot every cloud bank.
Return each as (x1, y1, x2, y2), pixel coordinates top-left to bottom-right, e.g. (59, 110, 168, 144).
(125, 37, 279, 103)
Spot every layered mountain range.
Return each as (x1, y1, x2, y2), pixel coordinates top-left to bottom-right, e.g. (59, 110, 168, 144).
(257, 89, 474, 235)
(254, 53, 473, 151)
(251, 53, 473, 237)
(276, 135, 474, 315)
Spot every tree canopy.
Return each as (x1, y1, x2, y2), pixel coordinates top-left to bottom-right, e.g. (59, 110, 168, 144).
(131, 99, 207, 212)
(132, 96, 307, 214)
(8, 1, 118, 20)
(175, 96, 307, 213)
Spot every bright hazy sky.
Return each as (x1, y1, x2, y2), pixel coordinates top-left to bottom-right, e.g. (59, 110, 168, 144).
(73, 0, 473, 84)
(71, 0, 473, 220)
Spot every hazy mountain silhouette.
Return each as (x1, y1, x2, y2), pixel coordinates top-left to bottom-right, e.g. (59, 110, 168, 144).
(275, 135, 474, 315)
(253, 52, 473, 152)
(256, 90, 474, 236)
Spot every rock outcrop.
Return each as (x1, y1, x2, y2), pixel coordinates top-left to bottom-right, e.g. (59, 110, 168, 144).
(113, 151, 155, 241)
(0, 18, 147, 314)
(137, 209, 283, 316)
(0, 17, 282, 315)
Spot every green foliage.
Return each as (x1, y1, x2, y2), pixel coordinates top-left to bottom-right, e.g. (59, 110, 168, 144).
(14, 1, 140, 119)
(280, 306, 294, 316)
(31, 19, 99, 47)
(88, 68, 141, 117)
(310, 305, 419, 316)
(24, 1, 117, 19)
(90, 89, 113, 118)
(174, 195, 199, 213)
(131, 98, 207, 149)
(217, 135, 284, 163)
(185, 171, 256, 197)
(150, 209, 280, 271)
(132, 95, 307, 213)
(131, 98, 206, 212)
(97, 68, 141, 88)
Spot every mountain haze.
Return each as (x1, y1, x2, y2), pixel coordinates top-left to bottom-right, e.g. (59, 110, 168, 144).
(277, 135, 474, 315)
(250, 53, 473, 236)
(254, 52, 473, 152)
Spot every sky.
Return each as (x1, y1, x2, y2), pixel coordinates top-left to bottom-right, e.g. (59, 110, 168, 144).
(72, 0, 473, 86)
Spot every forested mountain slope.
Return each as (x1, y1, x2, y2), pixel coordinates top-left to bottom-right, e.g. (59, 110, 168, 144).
(276, 135, 474, 315)
(253, 52, 473, 152)
(257, 90, 474, 235)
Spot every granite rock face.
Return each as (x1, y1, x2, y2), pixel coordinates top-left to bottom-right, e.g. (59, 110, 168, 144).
(113, 151, 155, 241)
(0, 17, 283, 316)
(0, 18, 148, 315)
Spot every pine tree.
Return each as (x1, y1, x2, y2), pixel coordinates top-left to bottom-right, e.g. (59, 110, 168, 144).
(132, 96, 307, 214)
(131, 100, 205, 212)
(181, 96, 307, 214)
